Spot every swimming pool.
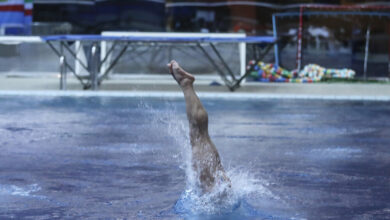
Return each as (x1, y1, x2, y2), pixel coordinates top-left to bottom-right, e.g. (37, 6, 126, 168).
(0, 94, 389, 219)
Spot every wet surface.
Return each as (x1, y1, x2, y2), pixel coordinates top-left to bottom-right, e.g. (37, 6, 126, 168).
(0, 95, 389, 219)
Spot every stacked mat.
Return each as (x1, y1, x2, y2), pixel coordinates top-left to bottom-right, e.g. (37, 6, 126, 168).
(247, 61, 355, 83)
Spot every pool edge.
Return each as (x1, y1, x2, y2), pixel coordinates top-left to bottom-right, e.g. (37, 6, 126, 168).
(0, 90, 389, 101)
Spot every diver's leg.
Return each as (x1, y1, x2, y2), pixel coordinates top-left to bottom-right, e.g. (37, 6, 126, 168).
(167, 60, 230, 192)
(167, 60, 209, 142)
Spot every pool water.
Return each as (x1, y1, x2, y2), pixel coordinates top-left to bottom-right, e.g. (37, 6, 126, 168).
(0, 95, 389, 219)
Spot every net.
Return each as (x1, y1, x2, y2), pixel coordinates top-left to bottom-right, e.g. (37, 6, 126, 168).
(274, 5, 390, 78)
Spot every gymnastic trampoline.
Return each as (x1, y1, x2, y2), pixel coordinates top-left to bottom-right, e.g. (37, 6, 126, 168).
(0, 33, 276, 91)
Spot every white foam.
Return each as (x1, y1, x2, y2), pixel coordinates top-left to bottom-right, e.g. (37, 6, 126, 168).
(227, 168, 273, 199)
(0, 184, 41, 197)
(175, 168, 275, 215)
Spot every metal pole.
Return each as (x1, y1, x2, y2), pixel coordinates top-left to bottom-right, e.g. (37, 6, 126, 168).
(388, 22, 390, 79)
(272, 14, 279, 67)
(238, 41, 246, 82)
(296, 5, 304, 71)
(91, 43, 99, 90)
(59, 41, 67, 90)
(75, 40, 81, 76)
(47, 41, 88, 88)
(60, 56, 67, 90)
(363, 25, 371, 80)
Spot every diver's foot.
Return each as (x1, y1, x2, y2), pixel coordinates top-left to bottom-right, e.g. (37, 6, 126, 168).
(167, 60, 195, 87)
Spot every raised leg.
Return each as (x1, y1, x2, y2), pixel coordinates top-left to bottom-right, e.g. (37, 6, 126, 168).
(167, 60, 230, 193)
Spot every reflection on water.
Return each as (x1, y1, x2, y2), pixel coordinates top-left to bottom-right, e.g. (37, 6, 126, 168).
(0, 96, 389, 219)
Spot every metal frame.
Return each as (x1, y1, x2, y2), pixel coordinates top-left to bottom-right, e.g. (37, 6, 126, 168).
(272, 9, 390, 75)
(234, 43, 276, 89)
(47, 41, 89, 88)
(47, 40, 133, 90)
(45, 35, 275, 91)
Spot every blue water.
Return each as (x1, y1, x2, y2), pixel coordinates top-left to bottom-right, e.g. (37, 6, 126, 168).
(0, 95, 390, 219)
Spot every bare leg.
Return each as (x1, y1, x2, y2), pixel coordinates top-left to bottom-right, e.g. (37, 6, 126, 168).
(167, 60, 230, 193)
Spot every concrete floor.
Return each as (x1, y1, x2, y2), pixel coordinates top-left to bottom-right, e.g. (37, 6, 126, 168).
(0, 74, 390, 100)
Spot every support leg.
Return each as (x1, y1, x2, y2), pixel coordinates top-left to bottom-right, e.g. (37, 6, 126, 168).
(60, 56, 67, 90)
(91, 43, 99, 90)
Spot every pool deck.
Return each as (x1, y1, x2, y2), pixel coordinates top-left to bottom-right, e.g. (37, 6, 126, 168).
(0, 74, 390, 101)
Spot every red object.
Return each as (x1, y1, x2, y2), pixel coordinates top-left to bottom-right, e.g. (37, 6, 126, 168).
(25, 9, 32, 16)
(302, 5, 390, 10)
(388, 22, 390, 78)
(0, 5, 24, 12)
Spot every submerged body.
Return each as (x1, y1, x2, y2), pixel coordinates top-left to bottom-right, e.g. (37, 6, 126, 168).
(167, 60, 230, 193)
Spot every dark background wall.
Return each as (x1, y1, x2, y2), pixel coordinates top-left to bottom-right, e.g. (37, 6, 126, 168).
(31, 0, 390, 77)
(33, 0, 166, 34)
(32, 0, 389, 34)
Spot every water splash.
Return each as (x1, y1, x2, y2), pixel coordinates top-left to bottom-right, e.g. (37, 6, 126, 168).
(227, 168, 273, 200)
(0, 183, 41, 197)
(139, 100, 193, 182)
(140, 101, 277, 217)
(174, 168, 275, 216)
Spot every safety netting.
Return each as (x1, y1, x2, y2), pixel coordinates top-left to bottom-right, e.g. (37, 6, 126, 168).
(273, 5, 390, 78)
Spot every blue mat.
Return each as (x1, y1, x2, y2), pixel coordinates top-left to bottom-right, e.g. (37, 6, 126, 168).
(42, 35, 275, 43)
